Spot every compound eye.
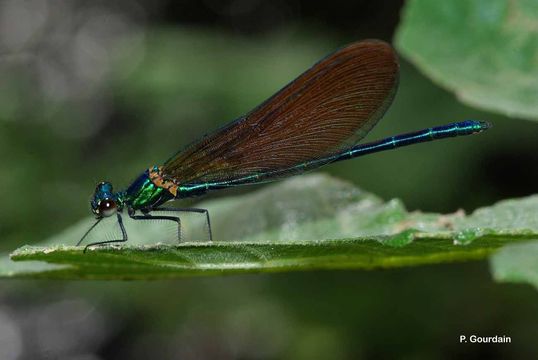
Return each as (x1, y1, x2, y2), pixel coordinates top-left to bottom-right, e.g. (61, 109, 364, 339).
(98, 199, 117, 217)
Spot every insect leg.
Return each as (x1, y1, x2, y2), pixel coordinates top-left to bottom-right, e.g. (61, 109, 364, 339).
(83, 213, 128, 253)
(129, 212, 182, 242)
(152, 207, 212, 242)
(77, 218, 102, 246)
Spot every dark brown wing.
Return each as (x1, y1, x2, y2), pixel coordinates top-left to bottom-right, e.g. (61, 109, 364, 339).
(162, 40, 399, 185)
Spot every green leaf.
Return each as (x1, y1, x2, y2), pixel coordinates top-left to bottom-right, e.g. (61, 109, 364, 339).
(490, 240, 538, 290)
(395, 0, 538, 120)
(3, 174, 538, 280)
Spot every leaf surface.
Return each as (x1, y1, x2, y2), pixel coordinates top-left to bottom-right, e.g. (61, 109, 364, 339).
(4, 174, 537, 281)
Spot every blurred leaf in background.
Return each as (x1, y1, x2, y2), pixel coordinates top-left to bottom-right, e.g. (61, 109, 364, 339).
(396, 0, 538, 121)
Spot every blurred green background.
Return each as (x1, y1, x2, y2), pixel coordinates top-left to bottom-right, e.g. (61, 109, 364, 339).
(0, 0, 537, 359)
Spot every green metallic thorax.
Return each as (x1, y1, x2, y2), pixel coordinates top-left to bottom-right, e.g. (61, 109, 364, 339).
(122, 169, 174, 211)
